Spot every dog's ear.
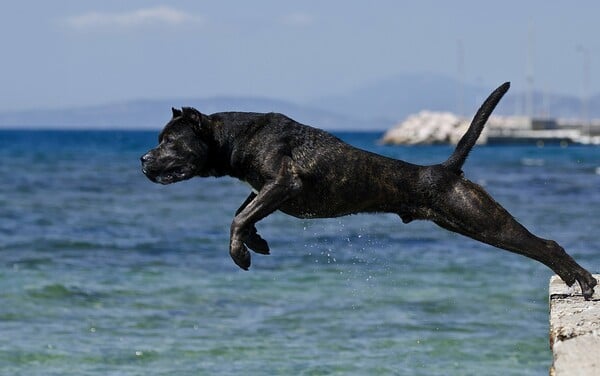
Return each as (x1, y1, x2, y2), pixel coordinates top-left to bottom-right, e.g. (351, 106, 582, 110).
(172, 107, 183, 118)
(182, 107, 203, 124)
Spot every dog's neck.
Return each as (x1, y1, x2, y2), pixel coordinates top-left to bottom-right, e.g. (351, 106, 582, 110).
(199, 112, 260, 179)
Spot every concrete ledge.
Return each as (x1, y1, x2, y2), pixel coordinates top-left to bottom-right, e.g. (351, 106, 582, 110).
(549, 274, 600, 376)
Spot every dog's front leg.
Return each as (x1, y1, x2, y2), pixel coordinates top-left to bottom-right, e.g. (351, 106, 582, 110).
(230, 157, 302, 270)
(235, 192, 270, 255)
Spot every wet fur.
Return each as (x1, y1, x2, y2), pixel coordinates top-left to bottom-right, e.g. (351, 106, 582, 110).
(141, 83, 596, 300)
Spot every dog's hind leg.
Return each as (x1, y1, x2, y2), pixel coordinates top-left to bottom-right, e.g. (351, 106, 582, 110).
(431, 178, 596, 299)
(235, 192, 270, 255)
(229, 157, 302, 270)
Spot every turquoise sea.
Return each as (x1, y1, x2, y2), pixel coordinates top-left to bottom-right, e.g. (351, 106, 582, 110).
(0, 130, 598, 375)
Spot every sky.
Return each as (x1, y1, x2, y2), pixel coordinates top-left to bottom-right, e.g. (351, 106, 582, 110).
(1, 1, 599, 112)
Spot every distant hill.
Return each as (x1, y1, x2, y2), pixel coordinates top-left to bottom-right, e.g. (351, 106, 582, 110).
(309, 73, 479, 123)
(1, 73, 598, 130)
(0, 97, 378, 131)
(308, 72, 600, 123)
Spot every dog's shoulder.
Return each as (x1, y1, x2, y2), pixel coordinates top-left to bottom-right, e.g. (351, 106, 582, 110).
(209, 111, 267, 127)
(208, 111, 352, 158)
(210, 111, 326, 138)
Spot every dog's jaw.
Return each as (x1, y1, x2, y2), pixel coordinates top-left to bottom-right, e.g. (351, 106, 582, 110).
(142, 166, 194, 185)
(141, 146, 202, 184)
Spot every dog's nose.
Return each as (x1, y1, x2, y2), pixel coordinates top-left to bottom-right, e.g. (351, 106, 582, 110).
(140, 153, 153, 164)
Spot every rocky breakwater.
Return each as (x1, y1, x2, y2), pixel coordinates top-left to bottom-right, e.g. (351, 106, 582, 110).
(381, 111, 476, 145)
(381, 111, 600, 145)
(549, 275, 600, 375)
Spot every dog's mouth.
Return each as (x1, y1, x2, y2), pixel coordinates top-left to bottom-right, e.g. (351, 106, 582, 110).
(141, 149, 200, 185)
(149, 170, 189, 185)
(155, 171, 188, 184)
(142, 166, 192, 185)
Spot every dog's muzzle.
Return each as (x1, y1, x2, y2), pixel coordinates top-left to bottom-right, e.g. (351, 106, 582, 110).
(140, 151, 193, 185)
(140, 152, 158, 182)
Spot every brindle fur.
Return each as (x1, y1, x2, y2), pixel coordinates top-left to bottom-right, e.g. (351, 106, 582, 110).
(141, 83, 596, 300)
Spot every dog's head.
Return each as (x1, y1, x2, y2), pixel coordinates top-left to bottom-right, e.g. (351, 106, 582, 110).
(141, 107, 210, 184)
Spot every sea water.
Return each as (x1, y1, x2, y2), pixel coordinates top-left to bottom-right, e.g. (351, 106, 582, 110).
(0, 130, 598, 375)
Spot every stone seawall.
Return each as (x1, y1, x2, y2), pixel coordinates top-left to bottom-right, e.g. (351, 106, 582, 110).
(549, 274, 600, 375)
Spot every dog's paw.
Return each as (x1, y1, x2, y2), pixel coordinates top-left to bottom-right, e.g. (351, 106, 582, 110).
(579, 274, 597, 301)
(230, 239, 251, 270)
(244, 233, 270, 255)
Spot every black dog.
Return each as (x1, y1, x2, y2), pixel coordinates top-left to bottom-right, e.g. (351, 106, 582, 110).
(141, 83, 596, 299)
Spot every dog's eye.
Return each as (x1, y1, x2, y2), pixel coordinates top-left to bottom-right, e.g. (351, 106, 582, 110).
(158, 131, 173, 143)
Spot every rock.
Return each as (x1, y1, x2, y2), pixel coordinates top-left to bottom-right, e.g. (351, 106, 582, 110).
(381, 111, 473, 145)
(549, 274, 600, 376)
(380, 111, 558, 145)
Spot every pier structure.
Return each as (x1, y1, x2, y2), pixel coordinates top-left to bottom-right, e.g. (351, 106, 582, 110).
(549, 275, 600, 375)
(381, 114, 600, 145)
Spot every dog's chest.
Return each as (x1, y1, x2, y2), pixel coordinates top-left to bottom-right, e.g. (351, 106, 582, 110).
(241, 178, 259, 194)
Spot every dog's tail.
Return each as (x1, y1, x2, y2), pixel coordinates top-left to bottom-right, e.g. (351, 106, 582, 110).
(442, 82, 510, 174)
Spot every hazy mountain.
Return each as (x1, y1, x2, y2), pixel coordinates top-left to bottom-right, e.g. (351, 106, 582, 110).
(1, 73, 598, 130)
(309, 73, 479, 122)
(308, 72, 600, 123)
(0, 97, 377, 131)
